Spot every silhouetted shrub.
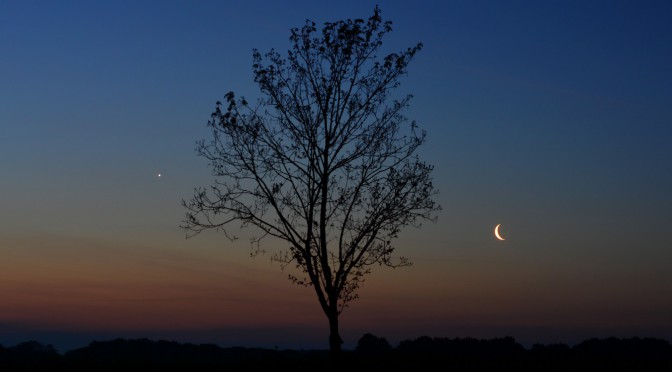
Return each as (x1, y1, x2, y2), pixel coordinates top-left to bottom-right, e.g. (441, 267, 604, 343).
(394, 336, 527, 368)
(0, 341, 63, 371)
(9, 340, 58, 355)
(572, 337, 672, 369)
(355, 333, 392, 354)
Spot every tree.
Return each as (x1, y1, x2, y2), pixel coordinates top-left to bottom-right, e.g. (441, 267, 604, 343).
(182, 6, 439, 362)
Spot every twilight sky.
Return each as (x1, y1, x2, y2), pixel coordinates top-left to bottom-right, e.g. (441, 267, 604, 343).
(1, 0, 671, 352)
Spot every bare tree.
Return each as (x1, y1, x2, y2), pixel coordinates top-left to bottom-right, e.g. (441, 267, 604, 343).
(182, 6, 439, 361)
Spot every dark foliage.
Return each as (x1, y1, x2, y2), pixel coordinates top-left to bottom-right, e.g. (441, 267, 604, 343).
(62, 338, 329, 371)
(0, 341, 63, 371)
(392, 335, 527, 368)
(1, 336, 670, 371)
(571, 337, 672, 369)
(355, 333, 392, 354)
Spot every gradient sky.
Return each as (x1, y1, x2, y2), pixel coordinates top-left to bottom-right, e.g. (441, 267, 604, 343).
(2, 0, 671, 352)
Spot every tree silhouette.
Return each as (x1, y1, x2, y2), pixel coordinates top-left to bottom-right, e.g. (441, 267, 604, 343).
(182, 6, 438, 362)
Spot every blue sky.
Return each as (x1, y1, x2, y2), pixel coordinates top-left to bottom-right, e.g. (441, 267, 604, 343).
(1, 0, 671, 351)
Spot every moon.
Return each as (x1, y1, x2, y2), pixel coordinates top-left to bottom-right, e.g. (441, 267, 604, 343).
(494, 224, 506, 241)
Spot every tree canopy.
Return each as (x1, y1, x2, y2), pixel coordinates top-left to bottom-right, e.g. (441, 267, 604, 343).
(182, 6, 439, 359)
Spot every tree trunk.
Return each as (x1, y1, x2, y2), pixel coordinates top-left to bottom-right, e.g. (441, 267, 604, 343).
(327, 309, 343, 365)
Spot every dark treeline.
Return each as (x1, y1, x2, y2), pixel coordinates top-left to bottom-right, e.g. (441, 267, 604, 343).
(1, 335, 671, 371)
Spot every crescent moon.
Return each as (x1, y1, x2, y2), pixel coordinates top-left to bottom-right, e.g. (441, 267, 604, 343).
(494, 224, 506, 241)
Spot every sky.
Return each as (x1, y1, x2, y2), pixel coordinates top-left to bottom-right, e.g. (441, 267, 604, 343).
(1, 0, 671, 352)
